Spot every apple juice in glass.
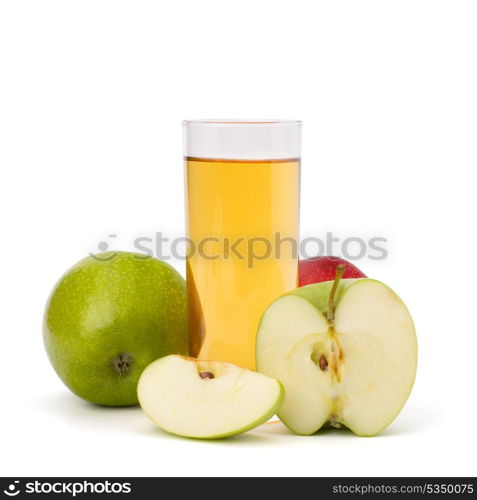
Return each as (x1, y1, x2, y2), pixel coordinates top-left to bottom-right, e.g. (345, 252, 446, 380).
(184, 120, 301, 370)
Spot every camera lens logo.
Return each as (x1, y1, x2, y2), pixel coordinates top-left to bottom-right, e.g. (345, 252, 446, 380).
(3, 481, 20, 497)
(89, 234, 118, 262)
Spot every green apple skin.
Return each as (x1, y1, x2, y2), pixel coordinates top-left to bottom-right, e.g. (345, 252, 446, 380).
(43, 252, 187, 406)
(292, 277, 350, 311)
(256, 278, 418, 436)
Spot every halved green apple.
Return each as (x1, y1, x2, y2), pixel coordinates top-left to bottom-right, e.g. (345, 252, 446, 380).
(138, 355, 284, 439)
(256, 267, 417, 436)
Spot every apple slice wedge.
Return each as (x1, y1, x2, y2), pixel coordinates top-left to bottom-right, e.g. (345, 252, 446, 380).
(138, 355, 284, 439)
(256, 267, 417, 436)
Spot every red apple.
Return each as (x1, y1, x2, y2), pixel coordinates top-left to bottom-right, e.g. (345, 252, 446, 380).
(298, 256, 367, 287)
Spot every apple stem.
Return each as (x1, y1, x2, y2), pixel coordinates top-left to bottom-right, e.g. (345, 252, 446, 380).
(326, 264, 346, 324)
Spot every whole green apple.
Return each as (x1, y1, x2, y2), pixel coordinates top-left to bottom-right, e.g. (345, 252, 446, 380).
(43, 251, 187, 406)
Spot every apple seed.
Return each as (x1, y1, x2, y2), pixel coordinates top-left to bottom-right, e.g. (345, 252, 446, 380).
(319, 355, 328, 371)
(199, 371, 215, 379)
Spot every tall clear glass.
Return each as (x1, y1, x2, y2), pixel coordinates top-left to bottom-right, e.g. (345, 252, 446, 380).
(184, 120, 301, 370)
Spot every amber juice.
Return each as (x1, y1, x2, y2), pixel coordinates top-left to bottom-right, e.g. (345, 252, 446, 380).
(186, 157, 300, 370)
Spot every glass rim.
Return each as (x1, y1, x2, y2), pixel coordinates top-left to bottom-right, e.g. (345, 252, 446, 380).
(183, 119, 301, 127)
(183, 119, 301, 159)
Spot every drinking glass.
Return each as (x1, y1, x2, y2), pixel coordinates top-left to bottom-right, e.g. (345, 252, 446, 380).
(184, 120, 301, 370)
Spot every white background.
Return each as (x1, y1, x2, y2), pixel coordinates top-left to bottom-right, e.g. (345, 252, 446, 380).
(1, 0, 476, 477)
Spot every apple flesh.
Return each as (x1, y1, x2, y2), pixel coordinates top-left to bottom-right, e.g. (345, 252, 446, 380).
(256, 270, 417, 436)
(138, 355, 284, 439)
(299, 256, 366, 287)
